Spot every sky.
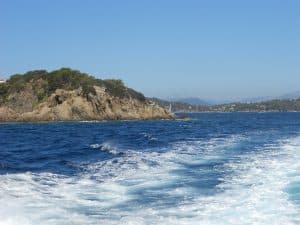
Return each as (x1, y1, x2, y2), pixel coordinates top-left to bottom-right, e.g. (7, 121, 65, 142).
(1, 0, 300, 101)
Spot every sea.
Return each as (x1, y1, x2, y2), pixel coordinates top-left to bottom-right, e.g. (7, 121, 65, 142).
(1, 112, 300, 225)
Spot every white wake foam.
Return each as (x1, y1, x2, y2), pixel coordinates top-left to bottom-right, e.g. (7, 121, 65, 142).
(1, 135, 300, 225)
(90, 142, 120, 155)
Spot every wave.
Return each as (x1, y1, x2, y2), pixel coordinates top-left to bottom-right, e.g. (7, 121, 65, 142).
(89, 142, 122, 155)
(189, 137, 300, 225)
(141, 132, 158, 141)
(1, 135, 300, 224)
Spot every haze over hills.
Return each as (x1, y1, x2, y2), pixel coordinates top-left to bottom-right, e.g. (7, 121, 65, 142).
(154, 97, 300, 113)
(230, 91, 300, 104)
(279, 91, 300, 100)
(152, 90, 300, 113)
(168, 91, 300, 107)
(170, 97, 211, 106)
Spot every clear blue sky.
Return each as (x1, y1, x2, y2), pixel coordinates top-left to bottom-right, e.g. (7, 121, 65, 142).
(1, 0, 299, 101)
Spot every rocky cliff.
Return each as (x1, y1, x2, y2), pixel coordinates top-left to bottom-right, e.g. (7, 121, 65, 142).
(0, 68, 173, 122)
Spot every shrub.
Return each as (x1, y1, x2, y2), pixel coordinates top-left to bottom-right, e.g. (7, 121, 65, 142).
(0, 84, 8, 104)
(1, 68, 147, 103)
(0, 84, 8, 96)
(82, 83, 96, 96)
(126, 88, 146, 101)
(9, 78, 27, 93)
(103, 79, 126, 97)
(23, 70, 48, 82)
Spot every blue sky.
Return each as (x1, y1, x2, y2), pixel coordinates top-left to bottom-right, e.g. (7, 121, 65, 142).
(1, 0, 299, 101)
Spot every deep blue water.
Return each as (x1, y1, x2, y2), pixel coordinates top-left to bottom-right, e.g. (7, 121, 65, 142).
(1, 113, 300, 225)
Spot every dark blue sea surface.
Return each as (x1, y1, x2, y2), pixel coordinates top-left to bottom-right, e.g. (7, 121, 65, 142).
(1, 113, 300, 224)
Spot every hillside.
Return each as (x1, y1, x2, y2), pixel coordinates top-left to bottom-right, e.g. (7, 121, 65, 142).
(152, 97, 300, 113)
(172, 97, 210, 106)
(149, 98, 208, 112)
(205, 99, 300, 112)
(0, 68, 172, 121)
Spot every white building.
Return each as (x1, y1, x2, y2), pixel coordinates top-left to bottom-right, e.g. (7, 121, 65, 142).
(0, 79, 6, 84)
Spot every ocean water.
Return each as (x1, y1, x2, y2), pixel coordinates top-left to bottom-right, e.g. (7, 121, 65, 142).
(1, 112, 300, 225)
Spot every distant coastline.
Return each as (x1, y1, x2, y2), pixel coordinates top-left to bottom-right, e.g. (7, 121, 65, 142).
(153, 98, 300, 113)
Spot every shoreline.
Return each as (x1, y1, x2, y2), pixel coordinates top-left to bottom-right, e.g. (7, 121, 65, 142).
(2, 111, 300, 124)
(174, 111, 300, 113)
(0, 117, 177, 124)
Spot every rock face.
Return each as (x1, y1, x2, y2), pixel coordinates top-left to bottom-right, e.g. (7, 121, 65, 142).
(0, 86, 172, 122)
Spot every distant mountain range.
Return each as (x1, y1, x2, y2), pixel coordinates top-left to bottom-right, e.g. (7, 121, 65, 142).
(279, 91, 300, 100)
(151, 91, 300, 113)
(234, 92, 300, 104)
(169, 91, 300, 106)
(170, 97, 211, 106)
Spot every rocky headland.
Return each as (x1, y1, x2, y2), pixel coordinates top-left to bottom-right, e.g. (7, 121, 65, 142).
(0, 68, 173, 122)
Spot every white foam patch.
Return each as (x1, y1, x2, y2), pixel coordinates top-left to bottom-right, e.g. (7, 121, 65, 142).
(89, 142, 120, 155)
(1, 135, 300, 225)
(141, 132, 158, 141)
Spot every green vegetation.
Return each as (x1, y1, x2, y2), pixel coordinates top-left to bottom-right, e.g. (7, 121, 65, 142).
(152, 97, 300, 112)
(209, 99, 300, 112)
(0, 68, 146, 104)
(0, 84, 8, 104)
(149, 98, 208, 112)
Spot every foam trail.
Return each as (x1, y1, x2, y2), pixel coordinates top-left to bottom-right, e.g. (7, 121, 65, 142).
(89, 142, 121, 155)
(1, 135, 300, 225)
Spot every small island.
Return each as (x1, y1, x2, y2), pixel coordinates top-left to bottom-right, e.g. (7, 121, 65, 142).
(0, 68, 173, 122)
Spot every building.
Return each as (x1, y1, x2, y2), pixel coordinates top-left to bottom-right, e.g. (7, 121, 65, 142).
(0, 79, 6, 84)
